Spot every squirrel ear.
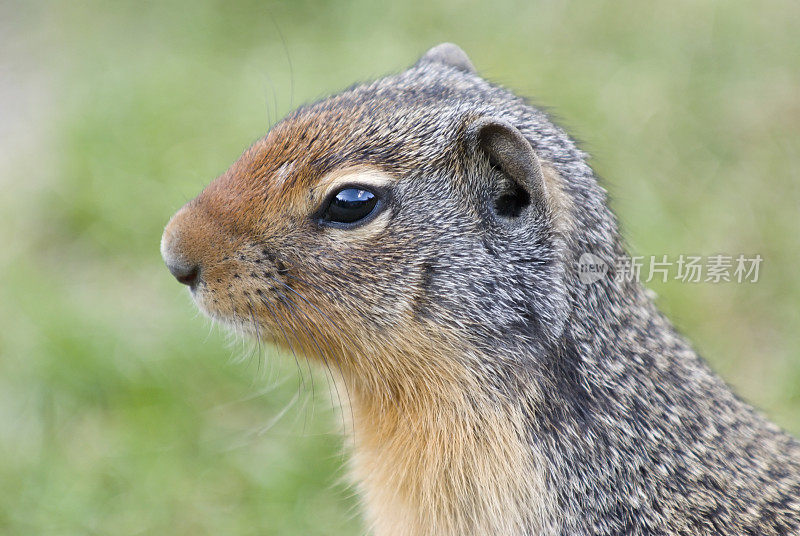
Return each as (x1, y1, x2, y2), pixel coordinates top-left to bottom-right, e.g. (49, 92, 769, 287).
(417, 43, 476, 73)
(473, 118, 547, 219)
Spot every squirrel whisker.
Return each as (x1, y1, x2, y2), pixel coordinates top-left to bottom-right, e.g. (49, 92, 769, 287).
(268, 281, 353, 438)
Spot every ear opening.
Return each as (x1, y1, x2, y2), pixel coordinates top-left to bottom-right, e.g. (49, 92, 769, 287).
(472, 118, 547, 221)
(494, 180, 531, 219)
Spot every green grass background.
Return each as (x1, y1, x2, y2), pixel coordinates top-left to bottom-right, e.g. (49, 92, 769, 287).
(1, 1, 798, 534)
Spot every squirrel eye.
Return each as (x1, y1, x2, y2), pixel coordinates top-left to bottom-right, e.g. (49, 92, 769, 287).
(320, 187, 381, 226)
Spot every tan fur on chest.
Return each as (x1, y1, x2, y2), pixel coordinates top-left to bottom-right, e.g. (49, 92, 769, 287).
(344, 378, 555, 536)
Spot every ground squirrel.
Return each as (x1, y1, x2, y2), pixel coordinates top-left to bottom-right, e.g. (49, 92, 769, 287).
(161, 44, 800, 535)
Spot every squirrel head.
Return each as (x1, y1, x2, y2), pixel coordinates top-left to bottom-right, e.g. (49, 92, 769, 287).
(161, 44, 609, 387)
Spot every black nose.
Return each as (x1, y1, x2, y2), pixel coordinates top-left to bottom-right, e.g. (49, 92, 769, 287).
(167, 262, 200, 287)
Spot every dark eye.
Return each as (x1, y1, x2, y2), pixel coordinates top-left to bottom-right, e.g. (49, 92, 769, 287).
(320, 187, 381, 226)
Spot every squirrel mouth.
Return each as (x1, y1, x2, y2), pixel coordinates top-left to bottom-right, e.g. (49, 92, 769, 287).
(188, 267, 345, 360)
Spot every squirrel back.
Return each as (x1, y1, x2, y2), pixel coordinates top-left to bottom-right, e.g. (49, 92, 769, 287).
(161, 44, 800, 535)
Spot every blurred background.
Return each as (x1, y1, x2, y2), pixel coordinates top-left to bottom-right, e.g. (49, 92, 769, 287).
(1, 0, 798, 534)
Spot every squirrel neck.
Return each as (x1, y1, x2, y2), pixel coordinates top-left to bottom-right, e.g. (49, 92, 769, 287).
(343, 355, 558, 536)
(340, 244, 800, 535)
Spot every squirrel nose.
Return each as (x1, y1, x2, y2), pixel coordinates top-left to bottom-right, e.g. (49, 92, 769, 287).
(167, 261, 200, 287)
(161, 207, 204, 289)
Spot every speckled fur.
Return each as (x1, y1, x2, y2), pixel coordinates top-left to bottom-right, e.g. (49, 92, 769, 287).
(161, 44, 800, 535)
